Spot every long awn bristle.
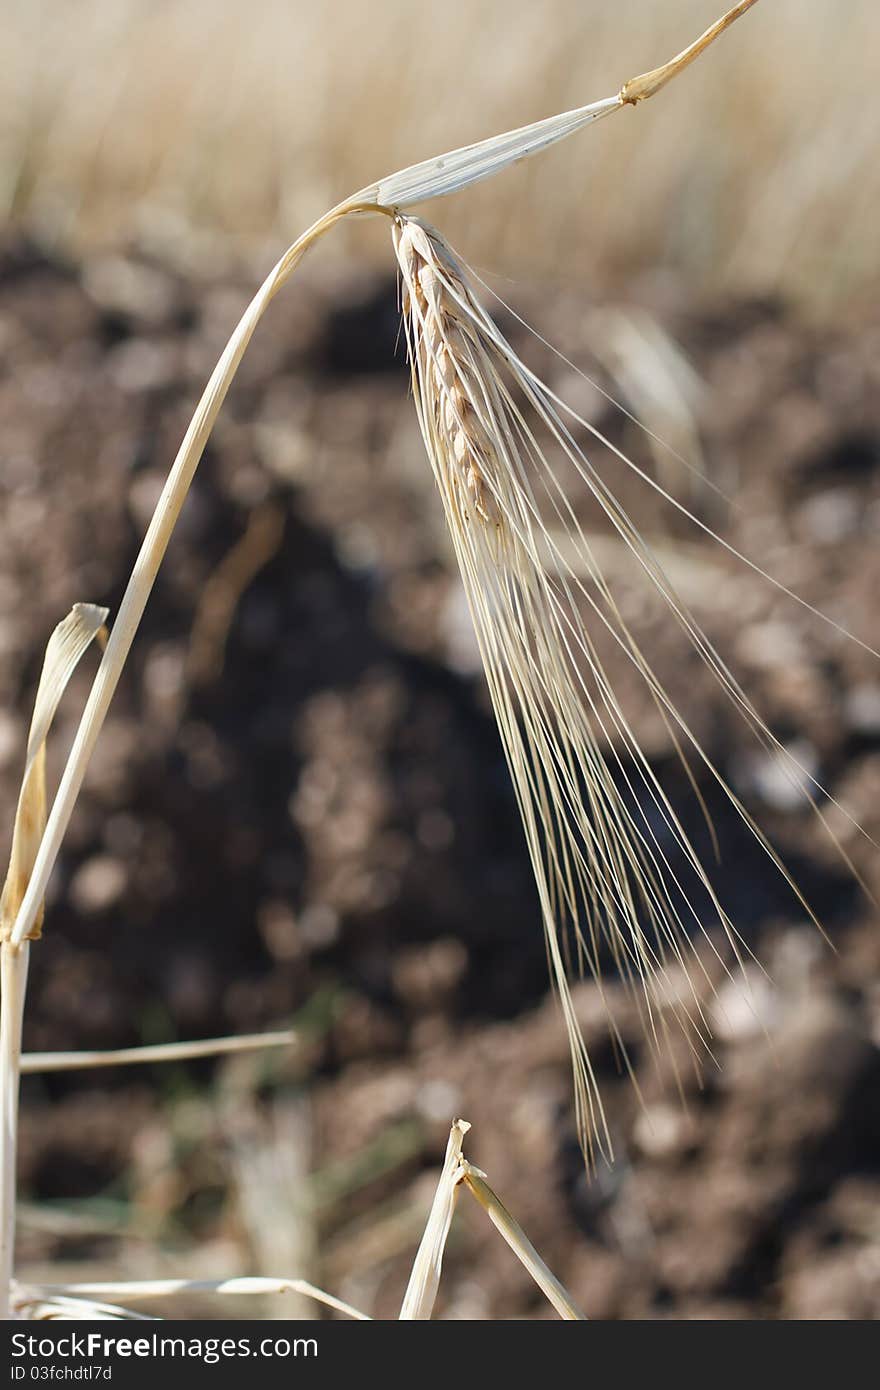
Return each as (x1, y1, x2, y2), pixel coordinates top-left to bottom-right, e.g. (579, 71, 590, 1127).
(392, 213, 865, 1162)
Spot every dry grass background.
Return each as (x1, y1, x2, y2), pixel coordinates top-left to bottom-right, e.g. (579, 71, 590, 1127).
(2, 0, 879, 314)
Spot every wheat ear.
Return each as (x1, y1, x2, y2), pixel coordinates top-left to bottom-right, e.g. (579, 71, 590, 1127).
(391, 210, 873, 1161)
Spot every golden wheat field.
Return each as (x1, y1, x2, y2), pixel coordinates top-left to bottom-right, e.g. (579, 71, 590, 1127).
(0, 0, 879, 1328)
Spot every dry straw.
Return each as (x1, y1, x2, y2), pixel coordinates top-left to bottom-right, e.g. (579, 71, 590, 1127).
(5, 0, 866, 1318)
(14, 1120, 580, 1320)
(399, 1118, 585, 1320)
(19, 1029, 296, 1075)
(1, 604, 108, 1319)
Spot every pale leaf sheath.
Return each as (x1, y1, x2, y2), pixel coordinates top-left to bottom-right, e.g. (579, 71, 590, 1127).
(369, 0, 760, 210)
(370, 97, 620, 210)
(399, 1119, 469, 1319)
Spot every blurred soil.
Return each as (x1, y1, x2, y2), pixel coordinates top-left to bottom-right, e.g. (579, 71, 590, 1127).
(1, 236, 879, 1319)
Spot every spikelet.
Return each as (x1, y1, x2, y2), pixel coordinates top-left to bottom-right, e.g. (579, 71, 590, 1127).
(392, 214, 852, 1161)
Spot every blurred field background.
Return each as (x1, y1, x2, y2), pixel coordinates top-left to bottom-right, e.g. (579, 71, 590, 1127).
(2, 0, 880, 1321)
(3, 0, 879, 313)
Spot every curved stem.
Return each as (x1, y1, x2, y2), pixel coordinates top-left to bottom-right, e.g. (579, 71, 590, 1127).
(9, 198, 386, 949)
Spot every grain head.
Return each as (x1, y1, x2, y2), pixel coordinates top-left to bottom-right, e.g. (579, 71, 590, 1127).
(392, 213, 860, 1161)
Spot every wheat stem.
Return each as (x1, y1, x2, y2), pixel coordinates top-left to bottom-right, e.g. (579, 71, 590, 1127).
(462, 1168, 586, 1320)
(399, 1119, 469, 1319)
(0, 943, 29, 1320)
(20, 1029, 296, 1074)
(6, 198, 382, 950)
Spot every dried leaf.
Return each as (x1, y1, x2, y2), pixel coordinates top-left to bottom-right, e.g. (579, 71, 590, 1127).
(1, 604, 107, 941)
